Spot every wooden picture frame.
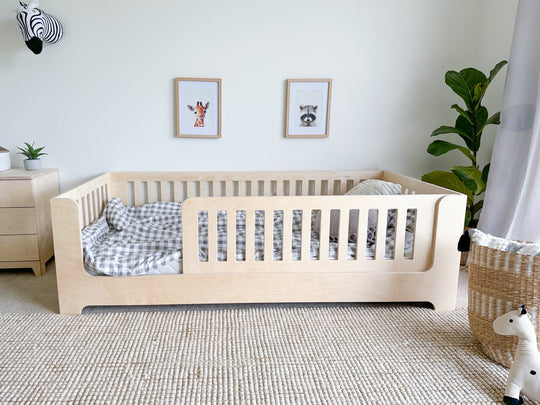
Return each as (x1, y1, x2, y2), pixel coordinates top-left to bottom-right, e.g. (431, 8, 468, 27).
(285, 79, 332, 138)
(175, 78, 222, 138)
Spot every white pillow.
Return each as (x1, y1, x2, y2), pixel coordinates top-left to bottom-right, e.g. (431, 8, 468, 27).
(314, 179, 402, 242)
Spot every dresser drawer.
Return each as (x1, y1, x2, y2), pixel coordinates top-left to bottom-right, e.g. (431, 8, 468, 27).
(0, 235, 39, 261)
(0, 180, 34, 207)
(0, 208, 37, 234)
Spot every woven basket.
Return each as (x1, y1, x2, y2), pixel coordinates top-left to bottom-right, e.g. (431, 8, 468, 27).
(468, 242, 540, 368)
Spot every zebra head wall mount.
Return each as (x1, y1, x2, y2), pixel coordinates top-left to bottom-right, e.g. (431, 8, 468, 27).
(16, 1, 63, 55)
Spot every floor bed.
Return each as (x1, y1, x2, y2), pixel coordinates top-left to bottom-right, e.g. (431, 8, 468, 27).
(51, 170, 466, 314)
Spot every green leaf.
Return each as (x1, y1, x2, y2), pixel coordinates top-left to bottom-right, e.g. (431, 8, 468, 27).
(431, 125, 473, 140)
(473, 81, 489, 105)
(451, 104, 474, 126)
(427, 140, 476, 163)
(488, 60, 508, 83)
(485, 112, 501, 126)
(481, 164, 490, 184)
(422, 170, 474, 203)
(470, 200, 484, 216)
(454, 116, 476, 150)
(445, 71, 474, 110)
(451, 165, 485, 195)
(446, 68, 487, 110)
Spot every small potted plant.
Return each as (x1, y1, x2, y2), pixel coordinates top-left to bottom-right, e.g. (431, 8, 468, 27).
(17, 142, 47, 171)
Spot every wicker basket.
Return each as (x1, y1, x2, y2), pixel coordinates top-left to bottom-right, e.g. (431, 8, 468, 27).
(468, 242, 540, 368)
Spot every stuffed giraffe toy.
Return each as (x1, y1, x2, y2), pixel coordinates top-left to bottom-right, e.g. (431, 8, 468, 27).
(493, 305, 540, 404)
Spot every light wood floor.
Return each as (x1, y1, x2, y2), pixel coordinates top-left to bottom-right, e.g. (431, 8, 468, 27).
(0, 261, 469, 313)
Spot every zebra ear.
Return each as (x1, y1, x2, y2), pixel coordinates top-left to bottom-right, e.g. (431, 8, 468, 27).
(520, 305, 528, 315)
(19, 1, 27, 8)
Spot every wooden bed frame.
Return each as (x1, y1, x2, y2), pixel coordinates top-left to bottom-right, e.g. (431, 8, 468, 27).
(50, 170, 466, 315)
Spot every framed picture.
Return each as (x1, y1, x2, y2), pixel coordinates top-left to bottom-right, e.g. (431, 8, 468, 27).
(175, 78, 221, 138)
(285, 79, 332, 138)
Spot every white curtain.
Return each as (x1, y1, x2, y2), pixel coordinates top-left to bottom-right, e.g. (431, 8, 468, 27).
(478, 0, 540, 243)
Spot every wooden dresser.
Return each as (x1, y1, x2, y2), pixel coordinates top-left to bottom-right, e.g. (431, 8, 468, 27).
(0, 168, 59, 276)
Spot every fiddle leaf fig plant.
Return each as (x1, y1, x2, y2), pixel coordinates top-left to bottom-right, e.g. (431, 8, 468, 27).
(422, 60, 507, 227)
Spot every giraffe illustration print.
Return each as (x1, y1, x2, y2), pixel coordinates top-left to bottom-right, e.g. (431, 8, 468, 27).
(187, 101, 210, 127)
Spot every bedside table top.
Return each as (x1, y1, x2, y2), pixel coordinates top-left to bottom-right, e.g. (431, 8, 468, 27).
(0, 168, 58, 180)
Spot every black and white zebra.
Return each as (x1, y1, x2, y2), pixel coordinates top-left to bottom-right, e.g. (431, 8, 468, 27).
(16, 1, 63, 55)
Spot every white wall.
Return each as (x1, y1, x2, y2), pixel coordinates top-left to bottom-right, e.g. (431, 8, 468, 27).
(0, 0, 517, 191)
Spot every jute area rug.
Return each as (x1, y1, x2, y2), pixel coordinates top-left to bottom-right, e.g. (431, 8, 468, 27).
(0, 304, 528, 404)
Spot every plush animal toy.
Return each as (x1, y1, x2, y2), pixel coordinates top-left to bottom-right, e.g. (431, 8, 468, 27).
(16, 1, 63, 54)
(493, 305, 540, 404)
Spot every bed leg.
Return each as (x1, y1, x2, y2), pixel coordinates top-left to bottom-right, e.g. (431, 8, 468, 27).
(58, 301, 84, 315)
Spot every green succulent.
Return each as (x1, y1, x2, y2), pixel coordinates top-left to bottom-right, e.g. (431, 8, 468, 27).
(422, 60, 508, 227)
(17, 142, 48, 160)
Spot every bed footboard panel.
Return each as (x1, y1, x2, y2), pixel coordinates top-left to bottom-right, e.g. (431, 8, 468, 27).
(182, 193, 466, 310)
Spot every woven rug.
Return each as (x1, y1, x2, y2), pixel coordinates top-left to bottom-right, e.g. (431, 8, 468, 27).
(0, 304, 527, 404)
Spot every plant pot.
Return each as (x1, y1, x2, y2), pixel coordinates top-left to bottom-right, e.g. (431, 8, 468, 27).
(24, 159, 41, 171)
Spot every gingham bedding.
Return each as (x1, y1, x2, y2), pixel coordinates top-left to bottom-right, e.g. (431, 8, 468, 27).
(82, 198, 414, 276)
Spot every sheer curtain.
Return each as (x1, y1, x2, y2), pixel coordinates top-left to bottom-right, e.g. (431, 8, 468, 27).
(478, 0, 540, 243)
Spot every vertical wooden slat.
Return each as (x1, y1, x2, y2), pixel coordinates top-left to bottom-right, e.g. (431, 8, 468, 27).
(96, 187, 103, 213)
(301, 209, 312, 261)
(173, 181, 182, 202)
(314, 180, 321, 196)
(264, 181, 271, 197)
(201, 181, 209, 197)
(186, 182, 194, 198)
(83, 196, 90, 226)
(134, 181, 143, 206)
(337, 209, 349, 261)
(393, 207, 406, 260)
(298, 180, 305, 196)
(375, 208, 388, 260)
(245, 210, 255, 263)
(355, 209, 368, 261)
(91, 190, 98, 222)
(227, 210, 236, 262)
(339, 180, 347, 195)
(160, 181, 168, 202)
(265, 210, 274, 261)
(207, 210, 217, 264)
(318, 209, 330, 261)
(276, 180, 284, 196)
(282, 210, 292, 262)
(147, 181, 155, 203)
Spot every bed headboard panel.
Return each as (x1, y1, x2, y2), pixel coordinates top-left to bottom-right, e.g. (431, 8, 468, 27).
(110, 171, 384, 206)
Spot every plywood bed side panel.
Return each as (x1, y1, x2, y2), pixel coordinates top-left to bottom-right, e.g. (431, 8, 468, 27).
(109, 171, 384, 200)
(422, 193, 467, 310)
(55, 269, 461, 315)
(50, 197, 90, 315)
(55, 173, 112, 228)
(181, 194, 442, 275)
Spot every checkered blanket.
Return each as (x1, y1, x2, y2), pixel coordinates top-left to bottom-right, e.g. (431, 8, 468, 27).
(82, 198, 414, 276)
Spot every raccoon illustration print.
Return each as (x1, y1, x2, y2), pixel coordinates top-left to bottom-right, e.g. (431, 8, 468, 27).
(299, 105, 317, 127)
